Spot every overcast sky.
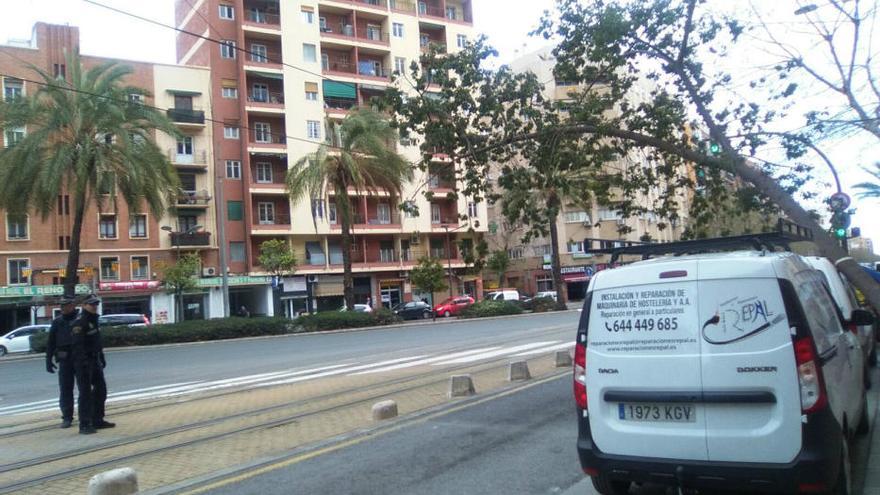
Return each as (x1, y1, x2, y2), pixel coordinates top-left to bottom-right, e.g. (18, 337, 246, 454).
(0, 0, 877, 247)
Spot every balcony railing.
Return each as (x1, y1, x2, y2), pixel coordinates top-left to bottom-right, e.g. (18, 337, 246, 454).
(249, 132, 287, 145)
(322, 60, 357, 75)
(430, 217, 460, 226)
(356, 0, 388, 7)
(171, 231, 211, 247)
(320, 24, 390, 44)
(324, 97, 358, 111)
(420, 41, 447, 53)
(245, 10, 280, 26)
(167, 149, 208, 165)
(167, 108, 205, 124)
(358, 64, 391, 79)
(390, 0, 416, 12)
(254, 212, 291, 226)
(248, 91, 285, 104)
(177, 190, 212, 205)
(418, 3, 445, 18)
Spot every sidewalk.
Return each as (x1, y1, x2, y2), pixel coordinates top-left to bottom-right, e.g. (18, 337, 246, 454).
(856, 367, 880, 493)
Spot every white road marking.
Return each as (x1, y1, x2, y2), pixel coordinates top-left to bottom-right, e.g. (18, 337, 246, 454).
(350, 347, 502, 375)
(511, 342, 573, 356)
(431, 342, 561, 365)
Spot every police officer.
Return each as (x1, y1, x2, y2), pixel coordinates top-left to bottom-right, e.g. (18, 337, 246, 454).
(45, 296, 79, 428)
(71, 294, 115, 434)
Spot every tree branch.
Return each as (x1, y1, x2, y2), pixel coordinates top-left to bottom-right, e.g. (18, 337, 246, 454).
(677, 0, 698, 67)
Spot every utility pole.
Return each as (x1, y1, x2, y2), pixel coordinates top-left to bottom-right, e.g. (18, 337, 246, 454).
(444, 225, 453, 298)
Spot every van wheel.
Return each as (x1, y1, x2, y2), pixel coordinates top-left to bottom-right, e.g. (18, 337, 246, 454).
(422, 311, 430, 319)
(865, 364, 872, 390)
(857, 397, 870, 436)
(870, 345, 877, 367)
(0, 346, 6, 357)
(590, 474, 630, 495)
(444, 311, 451, 318)
(832, 436, 852, 495)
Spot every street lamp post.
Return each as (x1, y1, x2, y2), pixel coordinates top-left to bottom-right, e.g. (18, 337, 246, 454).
(162, 224, 203, 323)
(441, 221, 470, 299)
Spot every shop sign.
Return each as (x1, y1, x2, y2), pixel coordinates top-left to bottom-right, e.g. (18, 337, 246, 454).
(560, 266, 589, 274)
(542, 264, 552, 270)
(197, 276, 270, 287)
(0, 284, 91, 298)
(99, 281, 161, 292)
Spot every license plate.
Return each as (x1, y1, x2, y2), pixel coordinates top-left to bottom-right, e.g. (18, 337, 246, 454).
(618, 403, 696, 422)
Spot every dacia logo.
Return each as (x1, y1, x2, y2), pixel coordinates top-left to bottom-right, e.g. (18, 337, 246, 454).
(736, 366, 778, 373)
(597, 368, 619, 374)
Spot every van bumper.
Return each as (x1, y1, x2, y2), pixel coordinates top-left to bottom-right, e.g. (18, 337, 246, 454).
(576, 407, 842, 493)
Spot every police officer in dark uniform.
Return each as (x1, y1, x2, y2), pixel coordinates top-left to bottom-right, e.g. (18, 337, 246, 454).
(71, 294, 115, 434)
(45, 295, 79, 428)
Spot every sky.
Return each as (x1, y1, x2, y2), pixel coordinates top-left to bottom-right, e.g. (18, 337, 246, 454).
(0, 0, 877, 248)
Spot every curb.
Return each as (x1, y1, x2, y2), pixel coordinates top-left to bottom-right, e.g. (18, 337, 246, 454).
(0, 309, 581, 363)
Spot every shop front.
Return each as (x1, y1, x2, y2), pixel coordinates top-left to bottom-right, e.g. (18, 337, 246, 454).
(561, 265, 593, 302)
(98, 281, 161, 319)
(0, 284, 91, 333)
(378, 278, 404, 309)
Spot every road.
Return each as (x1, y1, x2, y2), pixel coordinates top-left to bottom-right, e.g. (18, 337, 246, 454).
(0, 311, 580, 414)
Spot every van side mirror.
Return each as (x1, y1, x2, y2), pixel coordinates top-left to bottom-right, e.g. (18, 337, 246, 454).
(850, 309, 876, 327)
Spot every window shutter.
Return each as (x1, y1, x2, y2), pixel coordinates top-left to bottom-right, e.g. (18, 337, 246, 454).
(304, 82, 319, 93)
(227, 201, 243, 221)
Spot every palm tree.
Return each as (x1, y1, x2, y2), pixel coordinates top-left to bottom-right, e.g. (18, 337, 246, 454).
(287, 108, 413, 309)
(854, 163, 880, 200)
(0, 55, 181, 296)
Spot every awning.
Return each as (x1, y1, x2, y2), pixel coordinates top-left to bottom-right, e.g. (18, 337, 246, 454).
(323, 80, 356, 99)
(249, 70, 284, 80)
(166, 89, 202, 96)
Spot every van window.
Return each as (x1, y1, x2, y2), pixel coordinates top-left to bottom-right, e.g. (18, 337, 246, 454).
(795, 272, 843, 354)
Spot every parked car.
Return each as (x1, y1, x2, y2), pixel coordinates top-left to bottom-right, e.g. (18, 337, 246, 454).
(485, 289, 520, 301)
(535, 291, 558, 301)
(433, 296, 475, 317)
(98, 314, 150, 328)
(576, 251, 873, 494)
(392, 301, 433, 320)
(339, 304, 373, 313)
(0, 324, 50, 356)
(804, 256, 876, 367)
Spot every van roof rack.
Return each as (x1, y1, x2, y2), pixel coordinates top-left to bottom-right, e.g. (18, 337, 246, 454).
(587, 219, 813, 264)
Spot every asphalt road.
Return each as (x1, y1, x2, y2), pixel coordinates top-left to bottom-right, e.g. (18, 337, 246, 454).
(0, 311, 581, 412)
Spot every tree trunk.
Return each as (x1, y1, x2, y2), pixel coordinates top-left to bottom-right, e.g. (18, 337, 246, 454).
(548, 205, 567, 310)
(341, 202, 355, 310)
(63, 191, 88, 298)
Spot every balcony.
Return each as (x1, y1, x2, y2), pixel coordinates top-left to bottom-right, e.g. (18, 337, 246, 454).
(167, 149, 209, 168)
(243, 2, 281, 34)
(252, 211, 292, 234)
(248, 126, 287, 154)
(324, 0, 389, 9)
(170, 231, 211, 247)
(167, 108, 205, 125)
(246, 90, 285, 115)
(390, 0, 417, 13)
(176, 190, 212, 209)
(320, 22, 390, 46)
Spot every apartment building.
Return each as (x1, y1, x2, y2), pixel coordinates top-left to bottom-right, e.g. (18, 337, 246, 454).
(0, 23, 221, 332)
(484, 47, 691, 301)
(174, 0, 485, 313)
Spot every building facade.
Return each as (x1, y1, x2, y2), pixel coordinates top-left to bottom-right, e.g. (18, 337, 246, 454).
(0, 23, 224, 332)
(174, 0, 484, 313)
(484, 47, 691, 301)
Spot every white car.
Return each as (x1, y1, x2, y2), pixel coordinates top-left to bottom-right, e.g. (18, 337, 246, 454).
(0, 324, 50, 356)
(804, 256, 876, 368)
(486, 289, 520, 301)
(339, 304, 373, 313)
(535, 291, 558, 301)
(576, 251, 873, 494)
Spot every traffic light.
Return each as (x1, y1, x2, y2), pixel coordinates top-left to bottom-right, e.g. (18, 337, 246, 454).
(834, 227, 847, 239)
(830, 210, 851, 239)
(709, 142, 721, 155)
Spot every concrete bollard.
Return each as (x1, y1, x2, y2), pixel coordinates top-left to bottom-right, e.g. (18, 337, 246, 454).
(372, 400, 398, 421)
(87, 467, 138, 495)
(508, 360, 531, 381)
(449, 375, 476, 397)
(555, 350, 573, 368)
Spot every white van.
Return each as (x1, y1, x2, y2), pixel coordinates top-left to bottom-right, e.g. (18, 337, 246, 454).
(575, 251, 873, 494)
(485, 289, 520, 302)
(804, 256, 876, 369)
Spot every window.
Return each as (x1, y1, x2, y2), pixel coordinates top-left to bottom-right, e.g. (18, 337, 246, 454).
(250, 43, 268, 63)
(255, 162, 273, 183)
(219, 4, 234, 19)
(507, 246, 524, 260)
(221, 86, 238, 98)
(301, 7, 314, 24)
(467, 201, 477, 218)
(564, 210, 590, 223)
(100, 257, 120, 281)
(536, 276, 554, 292)
(377, 203, 391, 224)
(224, 126, 240, 139)
(176, 136, 194, 160)
(307, 120, 321, 139)
(312, 199, 325, 219)
(431, 203, 441, 224)
(568, 241, 585, 253)
(535, 244, 553, 256)
(3, 78, 23, 100)
(129, 214, 147, 238)
(178, 173, 197, 193)
(420, 34, 430, 47)
(220, 40, 236, 59)
(99, 214, 118, 239)
(394, 57, 406, 75)
(456, 34, 467, 48)
(796, 272, 845, 353)
(597, 208, 621, 221)
(258, 202, 275, 224)
(252, 83, 269, 102)
(328, 203, 337, 224)
(227, 201, 243, 221)
(131, 256, 149, 280)
(230, 242, 246, 262)
(302, 43, 317, 63)
(392, 22, 404, 37)
(53, 64, 66, 79)
(6, 214, 27, 240)
(178, 214, 199, 232)
(254, 122, 271, 143)
(8, 259, 29, 285)
(128, 93, 144, 104)
(226, 160, 241, 179)
(305, 89, 318, 101)
(4, 127, 25, 148)
(446, 6, 457, 19)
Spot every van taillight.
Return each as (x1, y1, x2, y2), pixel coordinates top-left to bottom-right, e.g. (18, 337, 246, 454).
(794, 336, 827, 414)
(574, 343, 587, 409)
(846, 322, 858, 335)
(143, 315, 150, 325)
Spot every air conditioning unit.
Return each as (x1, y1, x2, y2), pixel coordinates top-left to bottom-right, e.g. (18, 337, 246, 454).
(202, 267, 217, 277)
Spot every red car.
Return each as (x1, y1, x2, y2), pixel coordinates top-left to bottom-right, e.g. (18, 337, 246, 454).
(433, 296, 475, 317)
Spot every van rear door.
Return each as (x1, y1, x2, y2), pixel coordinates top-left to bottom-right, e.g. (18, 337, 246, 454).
(697, 262, 801, 463)
(586, 261, 708, 461)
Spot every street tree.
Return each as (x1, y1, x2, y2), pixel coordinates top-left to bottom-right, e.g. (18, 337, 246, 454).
(854, 163, 880, 200)
(486, 249, 511, 288)
(159, 253, 201, 323)
(385, 0, 880, 311)
(287, 108, 413, 309)
(258, 239, 297, 278)
(0, 55, 180, 297)
(410, 257, 448, 319)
